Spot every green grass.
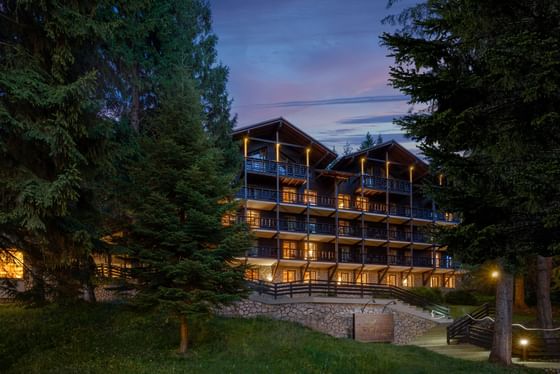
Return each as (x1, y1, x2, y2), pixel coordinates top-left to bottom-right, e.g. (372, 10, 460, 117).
(0, 303, 537, 374)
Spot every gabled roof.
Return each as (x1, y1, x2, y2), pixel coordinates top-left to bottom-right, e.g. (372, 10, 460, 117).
(233, 117, 338, 167)
(331, 140, 428, 174)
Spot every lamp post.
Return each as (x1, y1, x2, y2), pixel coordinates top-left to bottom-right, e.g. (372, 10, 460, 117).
(491, 270, 500, 279)
(519, 338, 529, 361)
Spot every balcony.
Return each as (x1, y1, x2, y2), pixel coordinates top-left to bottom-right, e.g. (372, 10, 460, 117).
(237, 187, 448, 223)
(245, 158, 307, 180)
(361, 175, 411, 194)
(242, 246, 457, 269)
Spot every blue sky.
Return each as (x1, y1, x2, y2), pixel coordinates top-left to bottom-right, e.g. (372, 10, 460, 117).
(209, 0, 420, 153)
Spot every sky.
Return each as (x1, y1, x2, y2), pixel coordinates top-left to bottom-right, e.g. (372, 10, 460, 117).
(209, 0, 420, 154)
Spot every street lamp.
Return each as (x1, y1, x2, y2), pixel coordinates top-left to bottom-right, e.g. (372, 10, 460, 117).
(519, 338, 529, 361)
(491, 270, 500, 279)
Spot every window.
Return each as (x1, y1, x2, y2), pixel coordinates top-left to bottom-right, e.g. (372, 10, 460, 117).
(337, 194, 351, 209)
(245, 268, 259, 281)
(0, 250, 24, 279)
(304, 189, 317, 205)
(221, 213, 235, 227)
(430, 275, 441, 288)
(303, 242, 317, 260)
(386, 274, 397, 286)
(283, 269, 297, 283)
(246, 210, 260, 228)
(282, 241, 298, 259)
(356, 273, 368, 284)
(338, 220, 350, 236)
(444, 275, 456, 289)
(284, 215, 297, 231)
(340, 246, 351, 262)
(337, 271, 350, 284)
(402, 274, 414, 287)
(304, 271, 318, 283)
(282, 187, 297, 203)
(308, 217, 317, 234)
(355, 196, 369, 211)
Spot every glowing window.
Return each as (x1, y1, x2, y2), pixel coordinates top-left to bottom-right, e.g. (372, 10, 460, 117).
(304, 189, 317, 205)
(304, 271, 317, 283)
(355, 196, 369, 211)
(0, 250, 24, 279)
(430, 275, 441, 288)
(245, 268, 259, 281)
(356, 273, 368, 284)
(337, 194, 351, 209)
(386, 274, 397, 286)
(445, 275, 456, 288)
(246, 210, 260, 228)
(282, 241, 298, 259)
(282, 187, 297, 203)
(282, 269, 297, 283)
(303, 242, 317, 261)
(402, 274, 414, 287)
(337, 271, 350, 284)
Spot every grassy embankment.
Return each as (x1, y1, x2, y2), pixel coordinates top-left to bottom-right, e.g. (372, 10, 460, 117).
(0, 303, 538, 374)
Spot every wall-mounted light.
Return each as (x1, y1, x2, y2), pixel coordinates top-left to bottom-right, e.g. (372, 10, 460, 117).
(360, 157, 366, 175)
(243, 137, 249, 158)
(276, 143, 280, 162)
(409, 165, 415, 183)
(385, 161, 390, 178)
(306, 147, 311, 167)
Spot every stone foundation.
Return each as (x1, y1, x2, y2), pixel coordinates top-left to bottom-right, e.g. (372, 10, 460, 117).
(218, 297, 437, 344)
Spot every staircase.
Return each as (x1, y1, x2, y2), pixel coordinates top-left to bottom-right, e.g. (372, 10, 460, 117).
(446, 303, 494, 344)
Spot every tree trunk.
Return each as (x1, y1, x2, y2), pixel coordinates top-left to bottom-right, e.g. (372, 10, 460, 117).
(514, 275, 527, 310)
(489, 267, 513, 366)
(178, 315, 188, 354)
(536, 256, 553, 335)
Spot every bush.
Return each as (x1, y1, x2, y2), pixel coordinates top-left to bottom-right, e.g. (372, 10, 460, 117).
(410, 287, 444, 304)
(445, 289, 479, 305)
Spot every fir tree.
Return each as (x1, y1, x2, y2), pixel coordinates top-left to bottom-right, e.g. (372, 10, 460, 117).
(343, 141, 353, 156)
(0, 0, 112, 302)
(359, 132, 375, 150)
(382, 0, 560, 365)
(125, 73, 250, 354)
(376, 133, 383, 145)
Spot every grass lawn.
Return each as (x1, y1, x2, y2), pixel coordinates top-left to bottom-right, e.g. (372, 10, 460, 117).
(0, 303, 538, 374)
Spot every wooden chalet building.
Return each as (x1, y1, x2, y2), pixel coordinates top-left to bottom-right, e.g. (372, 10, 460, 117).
(233, 118, 461, 288)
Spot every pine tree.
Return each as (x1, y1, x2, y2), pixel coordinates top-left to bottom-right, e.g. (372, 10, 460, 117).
(0, 0, 112, 302)
(376, 133, 383, 145)
(343, 141, 353, 156)
(125, 73, 250, 354)
(359, 132, 375, 150)
(382, 0, 560, 365)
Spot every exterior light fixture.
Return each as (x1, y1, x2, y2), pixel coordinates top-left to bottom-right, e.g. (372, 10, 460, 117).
(360, 157, 366, 175)
(306, 147, 311, 167)
(520, 338, 529, 361)
(491, 270, 500, 279)
(243, 137, 249, 158)
(276, 143, 280, 162)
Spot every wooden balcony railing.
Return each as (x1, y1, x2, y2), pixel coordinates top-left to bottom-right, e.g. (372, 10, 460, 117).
(241, 246, 459, 269)
(245, 158, 307, 179)
(236, 187, 454, 223)
(362, 175, 411, 194)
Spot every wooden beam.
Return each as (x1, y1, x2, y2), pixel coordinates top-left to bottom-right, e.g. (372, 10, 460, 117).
(422, 269, 435, 286)
(378, 266, 389, 283)
(328, 264, 338, 281)
(272, 261, 280, 280)
(354, 264, 365, 282)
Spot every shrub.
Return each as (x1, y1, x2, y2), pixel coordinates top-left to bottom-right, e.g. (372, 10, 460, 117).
(410, 287, 444, 304)
(445, 289, 479, 305)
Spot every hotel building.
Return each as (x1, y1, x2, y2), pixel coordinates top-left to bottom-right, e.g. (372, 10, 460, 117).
(232, 118, 461, 288)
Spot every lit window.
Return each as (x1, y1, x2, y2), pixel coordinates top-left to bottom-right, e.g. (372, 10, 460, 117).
(303, 242, 318, 261)
(304, 189, 317, 205)
(386, 274, 397, 286)
(430, 275, 441, 288)
(337, 271, 350, 284)
(282, 187, 297, 203)
(355, 196, 369, 211)
(402, 274, 414, 287)
(338, 194, 351, 209)
(304, 271, 317, 283)
(221, 213, 235, 227)
(282, 269, 297, 283)
(356, 273, 368, 284)
(282, 241, 298, 259)
(246, 210, 260, 228)
(245, 268, 259, 281)
(0, 250, 24, 279)
(444, 275, 456, 288)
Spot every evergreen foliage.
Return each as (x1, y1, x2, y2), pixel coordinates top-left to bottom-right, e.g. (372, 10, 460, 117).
(382, 0, 560, 364)
(359, 132, 375, 150)
(0, 0, 112, 301)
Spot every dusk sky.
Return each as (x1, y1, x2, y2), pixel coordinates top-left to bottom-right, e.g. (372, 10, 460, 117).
(209, 0, 421, 154)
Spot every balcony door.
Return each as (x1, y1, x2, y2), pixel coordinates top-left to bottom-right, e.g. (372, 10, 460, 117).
(303, 242, 317, 261)
(282, 241, 298, 259)
(282, 187, 297, 203)
(282, 269, 297, 283)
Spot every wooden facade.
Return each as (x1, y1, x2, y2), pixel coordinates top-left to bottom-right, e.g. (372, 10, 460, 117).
(233, 118, 462, 288)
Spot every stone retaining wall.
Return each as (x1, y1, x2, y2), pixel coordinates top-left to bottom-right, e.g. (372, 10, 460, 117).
(218, 298, 437, 344)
